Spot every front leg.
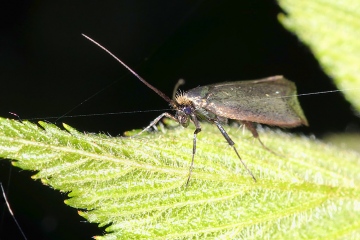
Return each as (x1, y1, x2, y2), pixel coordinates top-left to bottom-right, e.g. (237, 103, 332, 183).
(132, 112, 177, 137)
(186, 114, 202, 186)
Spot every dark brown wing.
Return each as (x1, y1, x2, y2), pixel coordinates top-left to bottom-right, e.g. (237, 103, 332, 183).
(185, 76, 308, 127)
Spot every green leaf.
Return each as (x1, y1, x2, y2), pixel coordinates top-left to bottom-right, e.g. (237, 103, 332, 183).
(278, 0, 360, 112)
(0, 117, 359, 239)
(323, 133, 360, 153)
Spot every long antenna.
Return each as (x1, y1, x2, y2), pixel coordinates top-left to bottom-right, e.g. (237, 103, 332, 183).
(1, 182, 27, 240)
(82, 34, 174, 105)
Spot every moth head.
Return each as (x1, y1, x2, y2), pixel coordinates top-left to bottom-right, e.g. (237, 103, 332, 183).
(173, 92, 195, 128)
(175, 106, 193, 128)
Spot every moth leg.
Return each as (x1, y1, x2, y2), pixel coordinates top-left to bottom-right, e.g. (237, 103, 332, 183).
(214, 121, 256, 182)
(132, 112, 178, 137)
(242, 121, 279, 156)
(185, 114, 201, 186)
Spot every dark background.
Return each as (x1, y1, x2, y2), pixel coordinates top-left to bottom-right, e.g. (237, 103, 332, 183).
(1, 0, 359, 239)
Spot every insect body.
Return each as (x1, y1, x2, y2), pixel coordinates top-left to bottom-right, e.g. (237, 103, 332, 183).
(172, 76, 308, 184)
(183, 78, 308, 127)
(82, 34, 308, 185)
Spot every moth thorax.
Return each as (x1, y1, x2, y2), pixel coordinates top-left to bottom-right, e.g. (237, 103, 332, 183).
(175, 92, 192, 106)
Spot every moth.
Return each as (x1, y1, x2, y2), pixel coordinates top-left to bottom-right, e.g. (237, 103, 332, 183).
(82, 34, 308, 185)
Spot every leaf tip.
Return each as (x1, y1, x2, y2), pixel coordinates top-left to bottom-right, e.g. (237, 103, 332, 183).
(41, 178, 49, 185)
(12, 161, 20, 167)
(77, 210, 84, 215)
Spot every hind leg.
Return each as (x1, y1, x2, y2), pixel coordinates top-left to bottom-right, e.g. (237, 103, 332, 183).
(242, 121, 280, 156)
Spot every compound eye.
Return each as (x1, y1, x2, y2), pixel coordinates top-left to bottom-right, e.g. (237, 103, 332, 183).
(183, 107, 192, 115)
